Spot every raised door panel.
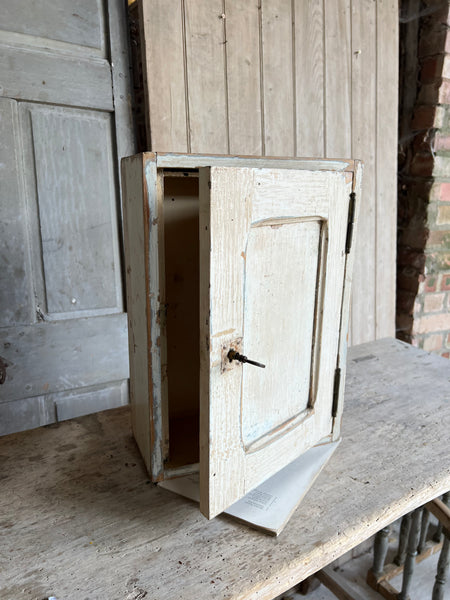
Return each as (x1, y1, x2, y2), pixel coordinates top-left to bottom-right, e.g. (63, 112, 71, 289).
(199, 166, 352, 518)
(19, 103, 123, 319)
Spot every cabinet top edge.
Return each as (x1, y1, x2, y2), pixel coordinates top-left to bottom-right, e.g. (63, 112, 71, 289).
(122, 152, 362, 174)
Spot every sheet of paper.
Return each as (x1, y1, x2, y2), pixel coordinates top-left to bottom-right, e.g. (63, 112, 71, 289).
(159, 439, 340, 535)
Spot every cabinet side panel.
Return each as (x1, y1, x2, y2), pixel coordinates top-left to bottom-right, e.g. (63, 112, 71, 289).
(199, 167, 212, 515)
(121, 154, 163, 479)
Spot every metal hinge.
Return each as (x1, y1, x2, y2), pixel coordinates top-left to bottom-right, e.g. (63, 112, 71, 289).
(332, 367, 341, 418)
(345, 192, 356, 254)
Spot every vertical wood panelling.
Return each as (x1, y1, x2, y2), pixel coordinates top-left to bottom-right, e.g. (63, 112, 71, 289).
(184, 0, 228, 153)
(225, 1, 262, 155)
(294, 0, 324, 157)
(376, 0, 398, 339)
(350, 0, 377, 344)
(0, 98, 34, 327)
(324, 0, 352, 158)
(140, 0, 187, 151)
(260, 0, 295, 156)
(140, 0, 399, 345)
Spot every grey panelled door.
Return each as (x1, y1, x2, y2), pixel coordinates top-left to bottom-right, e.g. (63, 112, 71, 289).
(0, 0, 135, 434)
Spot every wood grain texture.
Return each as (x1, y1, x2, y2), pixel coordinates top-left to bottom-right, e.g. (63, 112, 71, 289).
(26, 105, 122, 317)
(121, 154, 165, 479)
(0, 380, 128, 436)
(375, 0, 398, 339)
(156, 151, 353, 171)
(225, 0, 262, 155)
(139, 0, 188, 151)
(199, 165, 353, 518)
(0, 98, 34, 327)
(108, 0, 137, 176)
(0, 314, 129, 404)
(138, 0, 398, 346)
(0, 46, 113, 111)
(1, 339, 449, 600)
(350, 0, 377, 345)
(1, 0, 136, 433)
(324, 0, 351, 158)
(184, 0, 228, 153)
(294, 0, 324, 157)
(260, 0, 295, 156)
(1, 0, 104, 51)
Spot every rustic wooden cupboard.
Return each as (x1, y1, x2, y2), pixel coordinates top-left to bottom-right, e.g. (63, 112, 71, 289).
(121, 153, 362, 519)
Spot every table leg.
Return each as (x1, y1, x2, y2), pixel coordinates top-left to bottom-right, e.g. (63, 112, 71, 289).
(432, 534, 449, 600)
(395, 513, 412, 566)
(398, 507, 422, 600)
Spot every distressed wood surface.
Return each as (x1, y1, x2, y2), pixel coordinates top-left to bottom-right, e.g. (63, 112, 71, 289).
(139, 0, 188, 152)
(0, 98, 34, 327)
(1, 0, 105, 51)
(197, 162, 355, 517)
(138, 0, 398, 345)
(0, 0, 135, 435)
(225, 1, 262, 155)
(155, 151, 354, 171)
(294, 0, 324, 157)
(260, 0, 294, 156)
(0, 314, 129, 404)
(0, 46, 113, 111)
(375, 0, 398, 340)
(350, 0, 376, 345)
(1, 339, 449, 600)
(121, 154, 165, 480)
(184, 0, 228, 154)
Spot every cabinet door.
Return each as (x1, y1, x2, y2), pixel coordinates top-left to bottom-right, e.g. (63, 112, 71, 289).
(199, 166, 353, 518)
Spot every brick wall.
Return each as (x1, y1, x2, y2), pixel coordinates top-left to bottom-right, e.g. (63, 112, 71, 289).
(397, 0, 450, 358)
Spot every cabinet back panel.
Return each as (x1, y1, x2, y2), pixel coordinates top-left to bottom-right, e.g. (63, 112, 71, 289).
(163, 176, 200, 465)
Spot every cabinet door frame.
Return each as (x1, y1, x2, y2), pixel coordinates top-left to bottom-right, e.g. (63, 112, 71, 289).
(199, 163, 360, 518)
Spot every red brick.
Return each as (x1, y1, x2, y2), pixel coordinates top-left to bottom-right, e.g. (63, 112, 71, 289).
(414, 311, 450, 334)
(410, 153, 435, 177)
(439, 78, 450, 103)
(441, 273, 450, 290)
(428, 230, 450, 247)
(424, 292, 445, 312)
(425, 274, 438, 292)
(423, 333, 443, 352)
(437, 205, 450, 224)
(419, 29, 447, 57)
(443, 54, 450, 79)
(421, 55, 445, 83)
(441, 352, 450, 358)
(418, 82, 441, 105)
(434, 132, 450, 150)
(412, 105, 442, 129)
(432, 156, 450, 178)
(441, 181, 450, 201)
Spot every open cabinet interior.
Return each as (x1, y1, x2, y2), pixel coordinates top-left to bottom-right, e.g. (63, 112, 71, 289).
(162, 173, 200, 471)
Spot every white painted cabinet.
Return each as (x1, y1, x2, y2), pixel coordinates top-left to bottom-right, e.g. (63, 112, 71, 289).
(122, 153, 362, 518)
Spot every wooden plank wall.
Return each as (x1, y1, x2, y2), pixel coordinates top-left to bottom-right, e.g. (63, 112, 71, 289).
(138, 0, 398, 345)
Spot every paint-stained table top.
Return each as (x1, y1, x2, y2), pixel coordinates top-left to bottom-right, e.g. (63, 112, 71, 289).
(1, 338, 449, 600)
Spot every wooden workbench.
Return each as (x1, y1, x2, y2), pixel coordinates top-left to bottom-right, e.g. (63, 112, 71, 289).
(1, 338, 449, 600)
